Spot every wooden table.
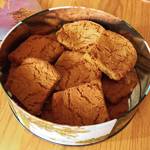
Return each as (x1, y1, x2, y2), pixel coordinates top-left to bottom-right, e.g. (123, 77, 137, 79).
(0, 0, 150, 149)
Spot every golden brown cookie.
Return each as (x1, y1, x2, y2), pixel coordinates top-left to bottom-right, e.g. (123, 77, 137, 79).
(107, 97, 129, 119)
(8, 34, 64, 64)
(51, 80, 109, 126)
(87, 30, 137, 80)
(56, 20, 105, 50)
(5, 58, 60, 115)
(102, 69, 138, 104)
(55, 51, 102, 90)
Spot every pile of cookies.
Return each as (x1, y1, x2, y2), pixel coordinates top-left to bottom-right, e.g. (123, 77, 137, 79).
(5, 20, 138, 126)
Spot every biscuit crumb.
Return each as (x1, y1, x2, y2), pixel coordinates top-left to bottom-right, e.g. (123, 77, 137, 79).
(10, 8, 34, 22)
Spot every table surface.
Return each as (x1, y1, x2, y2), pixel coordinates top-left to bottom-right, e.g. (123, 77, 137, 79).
(0, 0, 150, 150)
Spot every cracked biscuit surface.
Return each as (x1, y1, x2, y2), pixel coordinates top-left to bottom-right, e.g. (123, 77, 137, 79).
(5, 58, 60, 115)
(56, 20, 105, 50)
(102, 69, 138, 104)
(88, 30, 137, 80)
(51, 80, 109, 126)
(8, 34, 64, 64)
(55, 51, 102, 90)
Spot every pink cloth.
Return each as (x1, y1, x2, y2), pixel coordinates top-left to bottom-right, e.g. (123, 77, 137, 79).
(0, 0, 42, 40)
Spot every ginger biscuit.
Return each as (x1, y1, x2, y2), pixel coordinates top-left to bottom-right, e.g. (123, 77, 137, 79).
(55, 51, 102, 90)
(5, 58, 60, 115)
(56, 20, 105, 50)
(102, 69, 138, 104)
(51, 80, 109, 126)
(107, 97, 129, 119)
(88, 30, 137, 80)
(8, 34, 64, 64)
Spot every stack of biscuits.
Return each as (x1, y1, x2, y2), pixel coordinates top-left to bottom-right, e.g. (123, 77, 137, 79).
(5, 20, 138, 126)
